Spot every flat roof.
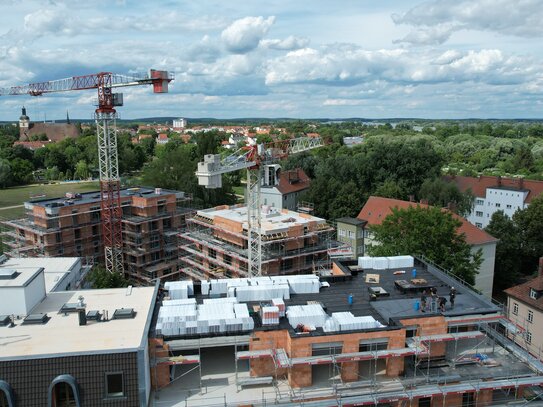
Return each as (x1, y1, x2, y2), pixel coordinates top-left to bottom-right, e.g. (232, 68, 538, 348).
(197, 205, 327, 234)
(27, 186, 186, 208)
(0, 286, 157, 360)
(1, 257, 81, 293)
(0, 266, 42, 288)
(158, 258, 500, 341)
(336, 217, 367, 226)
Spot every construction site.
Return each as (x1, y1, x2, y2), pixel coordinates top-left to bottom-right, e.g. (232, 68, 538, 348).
(179, 204, 340, 280)
(1, 187, 192, 283)
(148, 256, 543, 407)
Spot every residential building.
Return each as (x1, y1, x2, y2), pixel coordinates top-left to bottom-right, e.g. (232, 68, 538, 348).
(357, 196, 498, 298)
(0, 277, 159, 407)
(260, 167, 311, 210)
(149, 256, 543, 406)
(1, 187, 191, 284)
(335, 217, 367, 259)
(446, 175, 543, 228)
(0, 256, 91, 293)
(18, 106, 80, 142)
(156, 133, 169, 144)
(179, 204, 338, 279)
(505, 260, 543, 360)
(172, 117, 187, 130)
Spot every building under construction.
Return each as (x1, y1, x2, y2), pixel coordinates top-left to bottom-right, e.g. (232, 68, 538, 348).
(149, 256, 543, 407)
(179, 204, 339, 279)
(1, 187, 191, 283)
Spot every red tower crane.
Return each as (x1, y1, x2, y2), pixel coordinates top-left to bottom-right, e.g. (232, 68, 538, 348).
(1, 70, 173, 275)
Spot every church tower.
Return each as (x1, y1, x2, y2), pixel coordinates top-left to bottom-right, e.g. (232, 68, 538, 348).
(19, 106, 30, 140)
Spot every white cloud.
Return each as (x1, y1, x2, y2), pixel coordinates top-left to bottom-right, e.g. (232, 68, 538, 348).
(393, 0, 543, 45)
(261, 36, 309, 50)
(221, 16, 275, 54)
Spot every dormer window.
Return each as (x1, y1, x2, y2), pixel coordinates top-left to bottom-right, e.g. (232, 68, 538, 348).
(530, 288, 538, 300)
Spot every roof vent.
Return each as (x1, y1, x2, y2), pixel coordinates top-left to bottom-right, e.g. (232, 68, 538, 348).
(112, 308, 136, 319)
(60, 303, 80, 313)
(22, 313, 49, 325)
(0, 269, 19, 280)
(86, 310, 102, 321)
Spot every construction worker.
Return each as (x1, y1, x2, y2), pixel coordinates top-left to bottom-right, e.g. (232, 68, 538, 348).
(439, 297, 447, 312)
(430, 287, 437, 312)
(420, 290, 427, 313)
(450, 287, 457, 309)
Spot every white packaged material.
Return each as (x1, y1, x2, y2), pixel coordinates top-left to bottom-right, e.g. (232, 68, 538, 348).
(286, 304, 327, 329)
(372, 257, 389, 270)
(358, 256, 374, 269)
(201, 280, 210, 295)
(261, 306, 280, 326)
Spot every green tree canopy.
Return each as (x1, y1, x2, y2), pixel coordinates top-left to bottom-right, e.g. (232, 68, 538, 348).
(87, 266, 130, 289)
(419, 178, 474, 217)
(368, 206, 481, 284)
(485, 211, 521, 291)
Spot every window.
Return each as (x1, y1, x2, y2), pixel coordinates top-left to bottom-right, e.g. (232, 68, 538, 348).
(506, 204, 512, 209)
(528, 310, 533, 323)
(338, 229, 346, 237)
(513, 302, 518, 315)
(475, 223, 482, 228)
(475, 211, 483, 217)
(526, 331, 532, 344)
(476, 199, 484, 205)
(105, 372, 124, 398)
(208, 248, 216, 259)
(530, 289, 538, 300)
(348, 231, 355, 239)
(496, 203, 501, 208)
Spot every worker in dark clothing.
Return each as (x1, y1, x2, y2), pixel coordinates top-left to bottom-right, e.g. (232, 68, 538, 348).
(439, 297, 447, 312)
(449, 287, 457, 309)
(430, 288, 437, 312)
(420, 291, 427, 313)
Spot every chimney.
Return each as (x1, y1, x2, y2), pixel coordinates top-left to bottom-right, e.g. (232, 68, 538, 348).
(408, 195, 415, 202)
(77, 295, 86, 326)
(519, 177, 524, 190)
(447, 202, 457, 213)
(539, 257, 543, 278)
(497, 175, 502, 187)
(420, 199, 429, 205)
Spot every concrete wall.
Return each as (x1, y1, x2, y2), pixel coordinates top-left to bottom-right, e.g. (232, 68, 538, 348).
(0, 270, 46, 316)
(468, 188, 527, 228)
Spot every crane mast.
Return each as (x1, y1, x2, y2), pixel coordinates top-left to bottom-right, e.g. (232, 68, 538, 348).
(196, 137, 323, 277)
(1, 70, 172, 276)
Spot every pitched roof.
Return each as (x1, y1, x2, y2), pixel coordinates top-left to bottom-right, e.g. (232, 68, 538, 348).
(14, 141, 51, 150)
(276, 168, 311, 195)
(505, 275, 543, 312)
(357, 196, 498, 246)
(445, 175, 543, 204)
(21, 123, 79, 142)
(157, 133, 168, 140)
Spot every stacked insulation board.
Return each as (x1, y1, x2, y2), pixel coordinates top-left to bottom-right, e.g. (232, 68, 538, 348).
(357, 255, 414, 270)
(156, 297, 254, 337)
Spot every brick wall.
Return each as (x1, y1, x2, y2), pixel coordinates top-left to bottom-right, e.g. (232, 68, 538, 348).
(1, 352, 140, 406)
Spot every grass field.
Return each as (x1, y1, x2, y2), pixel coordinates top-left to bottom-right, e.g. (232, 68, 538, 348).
(0, 181, 100, 220)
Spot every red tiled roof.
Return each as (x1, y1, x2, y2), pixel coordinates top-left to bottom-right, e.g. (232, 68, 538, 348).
(157, 133, 168, 140)
(445, 175, 543, 204)
(357, 196, 498, 246)
(276, 168, 311, 195)
(20, 123, 79, 142)
(505, 275, 543, 312)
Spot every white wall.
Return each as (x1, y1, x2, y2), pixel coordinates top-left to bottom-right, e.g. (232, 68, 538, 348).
(472, 242, 496, 298)
(0, 270, 46, 316)
(468, 188, 528, 228)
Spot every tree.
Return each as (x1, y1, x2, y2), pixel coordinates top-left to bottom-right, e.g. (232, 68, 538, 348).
(485, 211, 521, 291)
(513, 194, 543, 274)
(87, 266, 130, 289)
(368, 206, 482, 284)
(10, 158, 34, 185)
(74, 160, 89, 180)
(373, 179, 406, 200)
(0, 159, 12, 188)
(419, 178, 474, 217)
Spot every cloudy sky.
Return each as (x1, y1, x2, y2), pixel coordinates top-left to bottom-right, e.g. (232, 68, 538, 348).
(1, 0, 542, 120)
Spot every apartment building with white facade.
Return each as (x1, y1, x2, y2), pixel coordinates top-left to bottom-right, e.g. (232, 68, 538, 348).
(446, 175, 543, 229)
